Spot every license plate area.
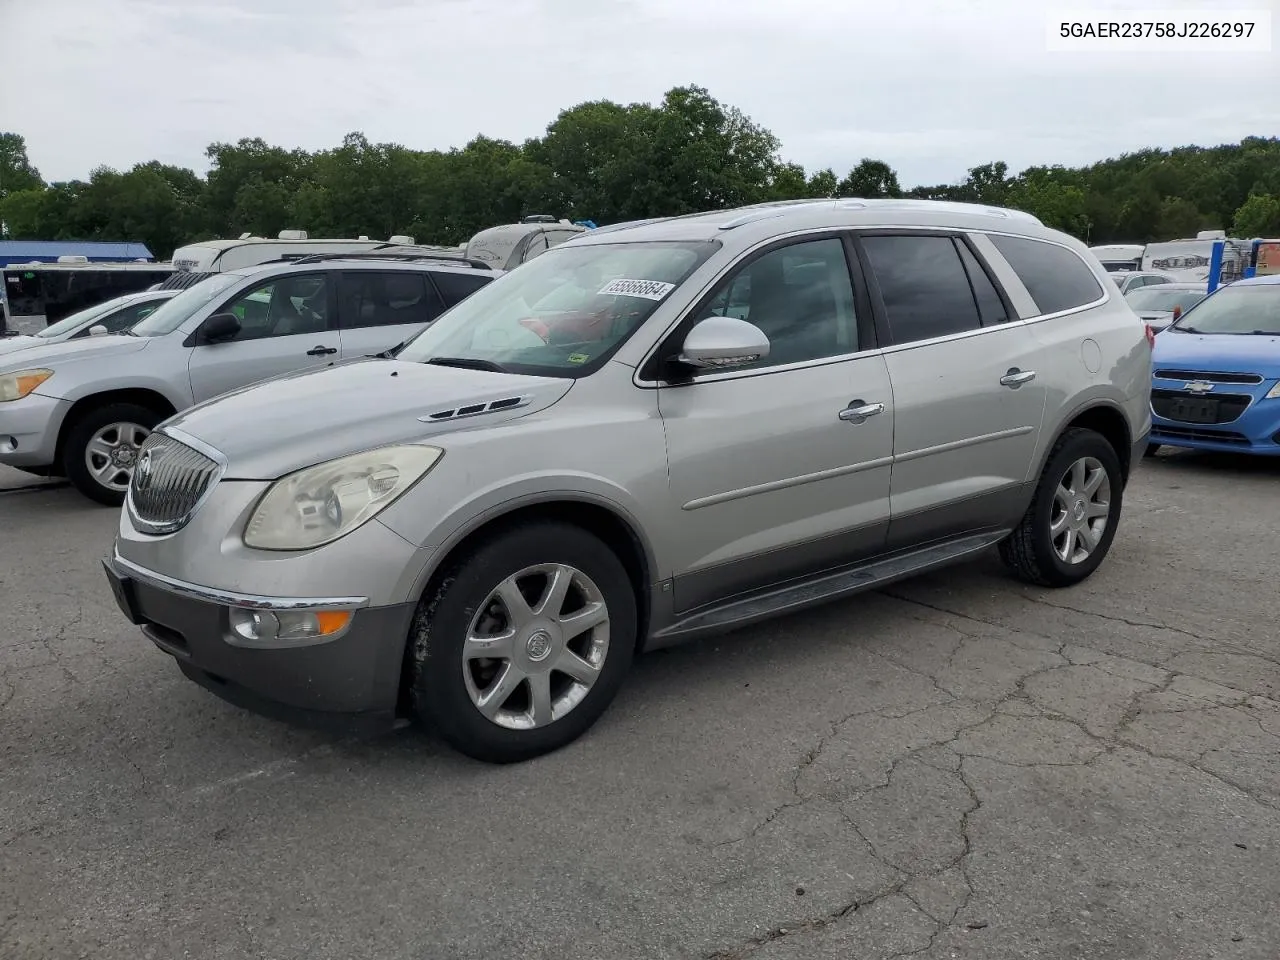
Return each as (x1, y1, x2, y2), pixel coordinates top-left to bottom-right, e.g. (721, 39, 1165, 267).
(1166, 397, 1219, 424)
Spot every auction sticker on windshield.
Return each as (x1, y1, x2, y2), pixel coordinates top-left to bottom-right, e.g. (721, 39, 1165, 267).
(598, 279, 676, 300)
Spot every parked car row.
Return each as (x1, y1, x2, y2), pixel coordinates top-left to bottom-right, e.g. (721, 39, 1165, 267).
(72, 198, 1156, 763)
(0, 254, 499, 502)
(7, 198, 1274, 763)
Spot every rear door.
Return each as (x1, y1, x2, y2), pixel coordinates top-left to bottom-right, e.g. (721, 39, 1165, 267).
(854, 232, 1048, 549)
(336, 270, 446, 359)
(187, 271, 340, 403)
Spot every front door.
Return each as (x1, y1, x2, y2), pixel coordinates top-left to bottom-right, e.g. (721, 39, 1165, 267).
(656, 235, 895, 613)
(855, 232, 1047, 548)
(187, 272, 340, 404)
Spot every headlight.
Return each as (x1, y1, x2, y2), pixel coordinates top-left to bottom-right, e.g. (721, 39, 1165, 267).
(1266, 382, 1280, 400)
(244, 445, 443, 550)
(0, 369, 53, 402)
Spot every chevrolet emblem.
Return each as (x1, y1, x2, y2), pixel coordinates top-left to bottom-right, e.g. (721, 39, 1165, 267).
(1183, 381, 1215, 395)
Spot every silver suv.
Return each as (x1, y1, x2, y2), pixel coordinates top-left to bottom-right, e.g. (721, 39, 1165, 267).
(102, 199, 1153, 763)
(0, 255, 497, 503)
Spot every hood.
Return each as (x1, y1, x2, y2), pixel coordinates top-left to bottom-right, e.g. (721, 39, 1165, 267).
(1153, 330, 1280, 377)
(0, 333, 149, 374)
(162, 358, 575, 479)
(0, 335, 41, 357)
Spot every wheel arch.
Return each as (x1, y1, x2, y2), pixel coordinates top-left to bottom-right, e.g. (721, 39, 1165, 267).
(1035, 400, 1134, 485)
(409, 493, 658, 649)
(54, 388, 178, 470)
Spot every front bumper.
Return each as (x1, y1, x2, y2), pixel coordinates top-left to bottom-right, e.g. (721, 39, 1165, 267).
(0, 391, 70, 468)
(103, 553, 415, 734)
(1150, 380, 1280, 456)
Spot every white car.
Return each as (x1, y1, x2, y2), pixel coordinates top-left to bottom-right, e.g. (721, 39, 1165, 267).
(0, 290, 177, 358)
(1110, 271, 1177, 296)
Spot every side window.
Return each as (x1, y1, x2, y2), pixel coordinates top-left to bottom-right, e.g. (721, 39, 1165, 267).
(987, 234, 1104, 315)
(861, 235, 981, 344)
(955, 240, 1009, 324)
(215, 274, 331, 342)
(430, 271, 492, 307)
(338, 272, 445, 329)
(697, 237, 858, 370)
(1145, 275, 1171, 287)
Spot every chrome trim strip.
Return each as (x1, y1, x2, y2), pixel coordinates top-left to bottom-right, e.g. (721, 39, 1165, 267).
(683, 455, 894, 510)
(893, 426, 1037, 465)
(111, 553, 370, 611)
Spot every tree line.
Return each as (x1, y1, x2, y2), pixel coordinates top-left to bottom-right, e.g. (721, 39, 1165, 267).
(2, 85, 1279, 260)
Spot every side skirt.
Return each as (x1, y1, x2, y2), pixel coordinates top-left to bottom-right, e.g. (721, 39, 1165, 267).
(645, 529, 1010, 648)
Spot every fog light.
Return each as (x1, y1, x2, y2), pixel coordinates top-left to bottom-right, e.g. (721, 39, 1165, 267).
(228, 606, 353, 646)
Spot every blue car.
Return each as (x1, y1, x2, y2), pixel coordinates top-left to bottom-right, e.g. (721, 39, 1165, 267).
(1148, 275, 1280, 457)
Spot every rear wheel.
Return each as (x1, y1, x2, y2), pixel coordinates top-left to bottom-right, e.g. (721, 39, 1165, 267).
(408, 521, 637, 763)
(1000, 428, 1123, 588)
(62, 403, 161, 506)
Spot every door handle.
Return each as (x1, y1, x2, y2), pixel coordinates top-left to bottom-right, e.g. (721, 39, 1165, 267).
(307, 345, 338, 356)
(838, 400, 885, 423)
(999, 368, 1036, 388)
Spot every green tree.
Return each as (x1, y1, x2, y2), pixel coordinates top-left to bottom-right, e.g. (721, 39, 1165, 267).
(806, 168, 838, 197)
(1233, 194, 1280, 237)
(837, 159, 902, 198)
(0, 132, 44, 201)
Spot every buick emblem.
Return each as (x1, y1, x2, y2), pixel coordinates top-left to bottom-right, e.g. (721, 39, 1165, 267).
(1183, 381, 1215, 395)
(134, 450, 154, 490)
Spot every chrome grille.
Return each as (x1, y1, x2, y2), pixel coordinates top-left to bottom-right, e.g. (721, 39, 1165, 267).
(127, 432, 223, 534)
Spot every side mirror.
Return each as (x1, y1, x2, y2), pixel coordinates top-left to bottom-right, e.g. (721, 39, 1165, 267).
(200, 312, 241, 343)
(677, 316, 770, 370)
(88, 324, 109, 337)
(1171, 305, 1183, 320)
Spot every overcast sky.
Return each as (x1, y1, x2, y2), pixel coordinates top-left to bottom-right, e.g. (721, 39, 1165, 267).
(2, 0, 1276, 188)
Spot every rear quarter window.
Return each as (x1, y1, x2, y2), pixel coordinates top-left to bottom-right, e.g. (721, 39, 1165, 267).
(988, 234, 1104, 316)
(431, 271, 493, 306)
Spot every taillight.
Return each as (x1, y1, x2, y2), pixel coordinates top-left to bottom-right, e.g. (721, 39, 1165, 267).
(1144, 323, 1156, 348)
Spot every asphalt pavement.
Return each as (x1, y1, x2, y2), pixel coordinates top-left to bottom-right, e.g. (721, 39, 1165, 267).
(3, 451, 1279, 960)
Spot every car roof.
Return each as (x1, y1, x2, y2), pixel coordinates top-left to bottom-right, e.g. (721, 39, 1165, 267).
(1233, 274, 1280, 287)
(566, 198, 1074, 249)
(225, 258, 504, 280)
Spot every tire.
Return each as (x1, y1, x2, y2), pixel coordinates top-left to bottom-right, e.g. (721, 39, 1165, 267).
(62, 403, 161, 506)
(408, 521, 637, 763)
(999, 428, 1124, 588)
(1144, 443, 1161, 458)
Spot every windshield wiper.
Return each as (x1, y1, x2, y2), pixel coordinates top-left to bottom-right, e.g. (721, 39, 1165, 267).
(426, 356, 509, 373)
(1172, 324, 1201, 333)
(370, 340, 405, 359)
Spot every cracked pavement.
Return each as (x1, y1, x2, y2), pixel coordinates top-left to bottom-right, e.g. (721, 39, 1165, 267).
(2, 451, 1279, 960)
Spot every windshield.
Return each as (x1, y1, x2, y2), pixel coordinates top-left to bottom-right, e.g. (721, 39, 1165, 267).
(34, 298, 118, 338)
(1126, 287, 1206, 312)
(395, 240, 719, 376)
(1170, 284, 1280, 335)
(129, 273, 240, 336)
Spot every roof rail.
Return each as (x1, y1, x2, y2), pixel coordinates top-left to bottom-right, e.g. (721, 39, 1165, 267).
(284, 252, 493, 269)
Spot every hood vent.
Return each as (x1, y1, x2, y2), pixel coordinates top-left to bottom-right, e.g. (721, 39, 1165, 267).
(421, 395, 532, 423)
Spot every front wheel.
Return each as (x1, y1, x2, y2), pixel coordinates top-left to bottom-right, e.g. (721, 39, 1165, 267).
(408, 521, 637, 763)
(62, 403, 161, 506)
(999, 428, 1124, 588)
(1144, 442, 1161, 458)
